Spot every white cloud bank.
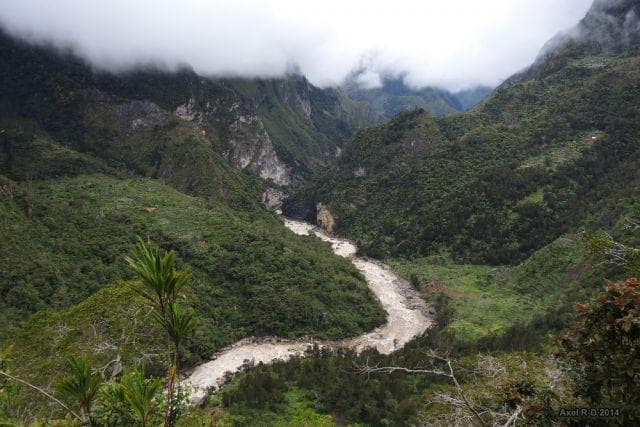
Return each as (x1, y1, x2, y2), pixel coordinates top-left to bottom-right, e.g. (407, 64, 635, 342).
(0, 0, 593, 90)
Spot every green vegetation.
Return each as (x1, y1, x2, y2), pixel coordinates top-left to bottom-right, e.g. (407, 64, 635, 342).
(519, 131, 600, 171)
(389, 221, 634, 347)
(98, 371, 164, 426)
(208, 215, 640, 425)
(0, 173, 384, 348)
(452, 86, 493, 110)
(390, 257, 543, 343)
(0, 27, 389, 423)
(560, 278, 640, 423)
(57, 355, 103, 424)
(213, 387, 348, 426)
(232, 77, 367, 178)
(286, 50, 640, 265)
(1, 283, 163, 422)
(0, 29, 374, 186)
(2, 0, 640, 424)
(126, 238, 198, 426)
(1, 215, 384, 420)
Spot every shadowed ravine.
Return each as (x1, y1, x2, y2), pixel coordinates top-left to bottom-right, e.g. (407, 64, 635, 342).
(184, 217, 434, 402)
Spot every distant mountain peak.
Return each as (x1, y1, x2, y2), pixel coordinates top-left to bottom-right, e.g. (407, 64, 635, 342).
(342, 73, 492, 121)
(568, 0, 640, 52)
(504, 0, 640, 86)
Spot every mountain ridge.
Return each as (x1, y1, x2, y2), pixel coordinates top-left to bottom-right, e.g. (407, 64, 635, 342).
(285, 0, 640, 265)
(342, 74, 492, 121)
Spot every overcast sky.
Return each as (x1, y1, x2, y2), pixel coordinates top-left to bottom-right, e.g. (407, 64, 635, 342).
(0, 0, 593, 90)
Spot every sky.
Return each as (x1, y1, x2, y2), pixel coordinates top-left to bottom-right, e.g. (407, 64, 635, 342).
(0, 0, 594, 91)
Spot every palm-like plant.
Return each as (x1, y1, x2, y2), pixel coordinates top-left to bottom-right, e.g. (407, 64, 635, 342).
(57, 356, 102, 425)
(101, 371, 162, 427)
(165, 302, 198, 352)
(126, 237, 198, 427)
(164, 301, 198, 424)
(125, 237, 191, 321)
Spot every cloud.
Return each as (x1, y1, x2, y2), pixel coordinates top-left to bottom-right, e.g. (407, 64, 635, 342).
(0, 0, 593, 90)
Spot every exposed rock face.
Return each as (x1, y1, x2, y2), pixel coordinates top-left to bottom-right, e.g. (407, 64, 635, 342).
(316, 203, 335, 234)
(262, 188, 289, 212)
(170, 91, 295, 185)
(159, 74, 364, 186)
(105, 73, 362, 187)
(280, 79, 312, 123)
(114, 100, 167, 130)
(175, 97, 201, 122)
(225, 113, 291, 185)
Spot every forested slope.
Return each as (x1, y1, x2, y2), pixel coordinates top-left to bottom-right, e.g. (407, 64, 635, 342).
(286, 0, 640, 265)
(0, 26, 388, 420)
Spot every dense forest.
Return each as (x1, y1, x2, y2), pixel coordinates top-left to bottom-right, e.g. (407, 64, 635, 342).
(286, 45, 640, 265)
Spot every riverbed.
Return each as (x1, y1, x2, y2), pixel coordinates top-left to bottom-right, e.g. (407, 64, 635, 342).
(184, 217, 433, 402)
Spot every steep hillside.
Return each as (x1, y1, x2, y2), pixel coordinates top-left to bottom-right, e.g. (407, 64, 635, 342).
(0, 27, 388, 418)
(286, 0, 640, 264)
(453, 86, 494, 110)
(0, 30, 372, 186)
(504, 0, 639, 89)
(3, 0, 640, 424)
(0, 173, 386, 415)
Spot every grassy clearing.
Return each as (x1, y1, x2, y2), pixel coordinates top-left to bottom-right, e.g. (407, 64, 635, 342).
(390, 256, 545, 343)
(389, 233, 604, 345)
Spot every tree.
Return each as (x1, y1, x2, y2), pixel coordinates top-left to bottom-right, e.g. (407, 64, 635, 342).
(126, 237, 197, 427)
(560, 278, 640, 422)
(585, 218, 640, 277)
(358, 351, 502, 426)
(57, 356, 102, 425)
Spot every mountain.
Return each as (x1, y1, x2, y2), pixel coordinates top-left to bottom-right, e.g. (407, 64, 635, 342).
(259, 2, 640, 422)
(0, 30, 377, 187)
(0, 30, 491, 190)
(506, 0, 640, 85)
(453, 85, 494, 110)
(3, 0, 640, 424)
(285, 0, 640, 265)
(0, 29, 391, 335)
(0, 27, 388, 416)
(342, 75, 492, 121)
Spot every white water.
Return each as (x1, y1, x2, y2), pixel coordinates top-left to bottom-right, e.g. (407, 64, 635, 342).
(184, 218, 433, 402)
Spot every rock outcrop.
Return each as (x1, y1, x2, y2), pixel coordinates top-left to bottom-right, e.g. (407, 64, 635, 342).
(113, 99, 167, 130)
(262, 188, 289, 212)
(175, 97, 201, 122)
(316, 203, 335, 234)
(225, 113, 292, 185)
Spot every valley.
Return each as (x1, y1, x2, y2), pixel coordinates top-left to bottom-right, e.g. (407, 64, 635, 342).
(185, 217, 432, 403)
(0, 0, 639, 425)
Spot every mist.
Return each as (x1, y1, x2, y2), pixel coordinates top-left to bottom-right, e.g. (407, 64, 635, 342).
(0, 0, 593, 90)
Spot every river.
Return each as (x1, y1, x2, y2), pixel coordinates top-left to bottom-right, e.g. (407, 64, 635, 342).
(184, 217, 433, 402)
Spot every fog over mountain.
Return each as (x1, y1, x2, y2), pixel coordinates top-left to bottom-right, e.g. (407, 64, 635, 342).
(0, 0, 592, 90)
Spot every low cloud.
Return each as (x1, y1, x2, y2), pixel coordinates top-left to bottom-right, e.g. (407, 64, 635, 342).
(0, 0, 593, 90)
